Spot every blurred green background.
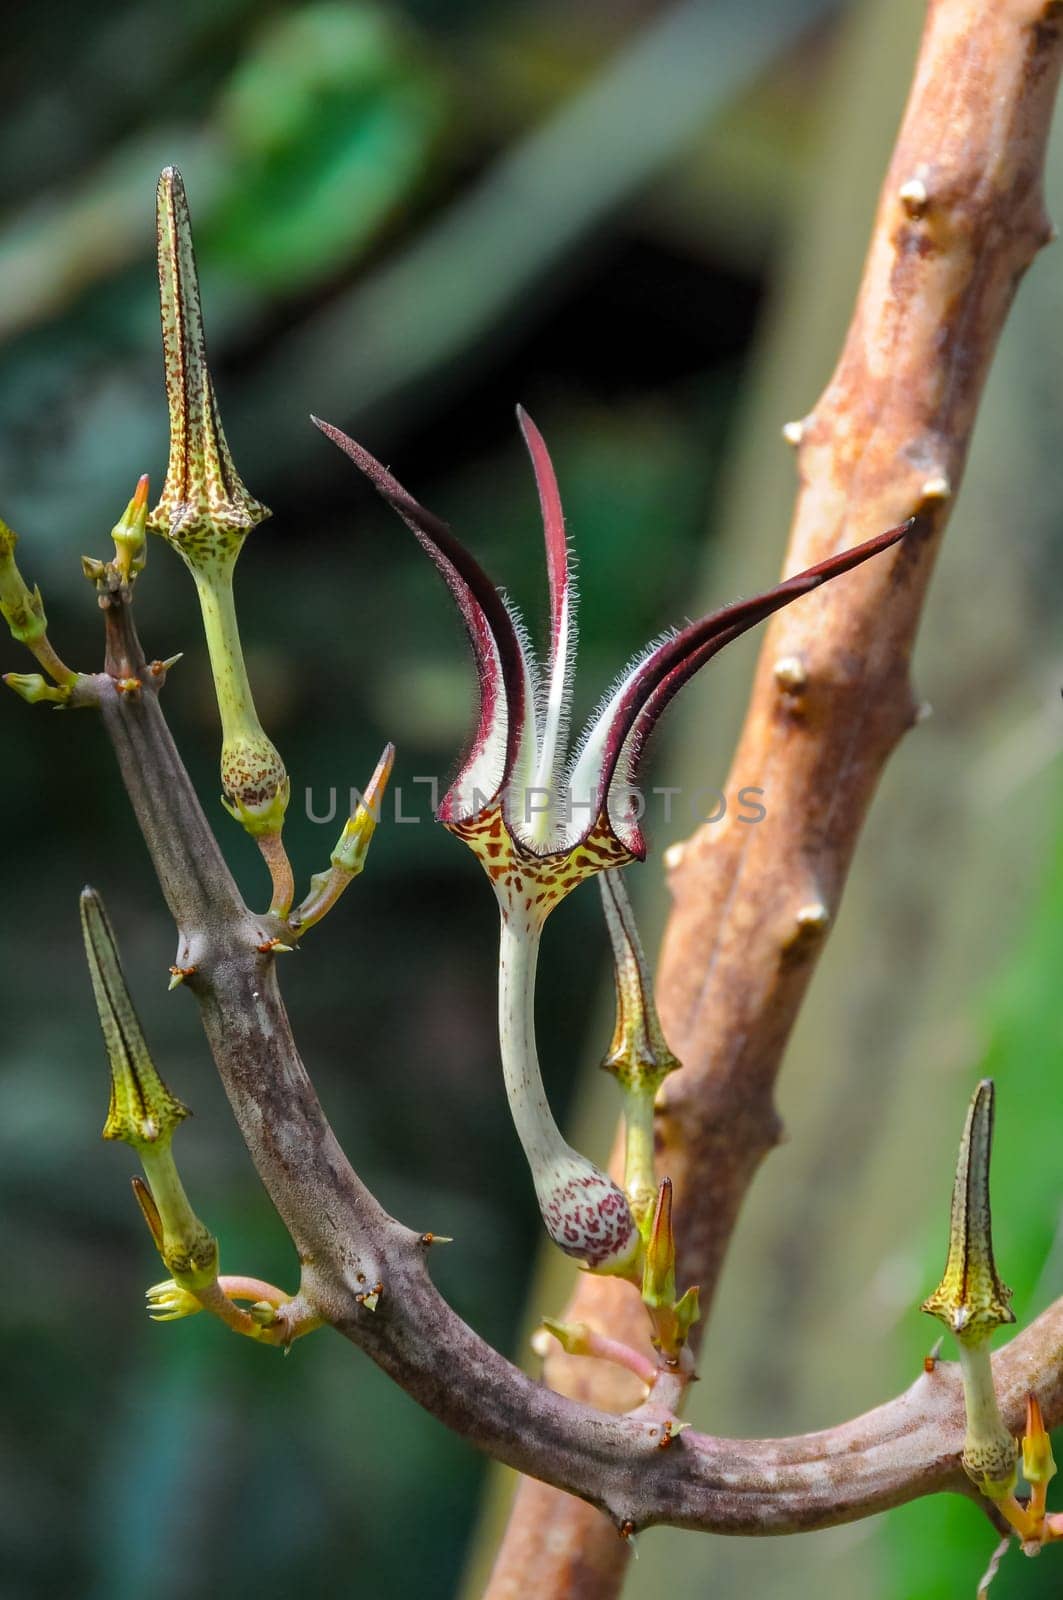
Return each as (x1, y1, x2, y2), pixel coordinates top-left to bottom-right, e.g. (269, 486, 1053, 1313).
(2, 2, 1062, 1598)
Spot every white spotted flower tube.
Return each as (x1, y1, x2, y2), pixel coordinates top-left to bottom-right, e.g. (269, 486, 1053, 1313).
(316, 409, 909, 1274)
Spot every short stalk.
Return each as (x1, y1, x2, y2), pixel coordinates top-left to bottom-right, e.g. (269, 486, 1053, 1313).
(536, 1319, 658, 1389)
(28, 633, 78, 687)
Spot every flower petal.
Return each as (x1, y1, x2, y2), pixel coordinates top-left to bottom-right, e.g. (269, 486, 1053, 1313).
(314, 417, 532, 819)
(568, 519, 912, 851)
(517, 407, 576, 808)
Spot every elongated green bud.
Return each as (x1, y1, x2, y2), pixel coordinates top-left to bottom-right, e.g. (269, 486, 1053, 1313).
(80, 888, 218, 1290)
(0, 517, 47, 646)
(3, 672, 71, 705)
(641, 1178, 699, 1359)
(111, 474, 150, 582)
(81, 889, 189, 1150)
(922, 1081, 1017, 1496)
(922, 1080, 1014, 1343)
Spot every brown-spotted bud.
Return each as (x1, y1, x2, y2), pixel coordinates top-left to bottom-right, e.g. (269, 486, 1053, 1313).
(922, 1080, 1014, 1343)
(922, 1081, 1018, 1498)
(147, 168, 269, 562)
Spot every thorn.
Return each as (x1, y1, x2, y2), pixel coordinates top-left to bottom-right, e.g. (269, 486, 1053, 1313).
(773, 654, 807, 693)
(168, 965, 197, 990)
(257, 938, 294, 955)
(924, 1335, 944, 1373)
(530, 1327, 552, 1358)
(618, 1520, 637, 1545)
(915, 700, 934, 725)
(115, 677, 142, 696)
(420, 1232, 453, 1246)
(795, 902, 831, 935)
(919, 473, 952, 504)
(898, 177, 929, 216)
(663, 841, 686, 872)
(781, 419, 805, 446)
(150, 653, 184, 677)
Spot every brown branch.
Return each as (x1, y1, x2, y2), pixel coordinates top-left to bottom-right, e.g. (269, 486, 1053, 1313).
(487, 0, 1063, 1591)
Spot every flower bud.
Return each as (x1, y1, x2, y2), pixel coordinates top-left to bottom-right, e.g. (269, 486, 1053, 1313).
(922, 1081, 1018, 1499)
(81, 887, 218, 1291)
(2, 672, 70, 705)
(147, 169, 269, 558)
(1023, 1393, 1057, 1486)
(922, 1080, 1014, 1344)
(0, 518, 47, 647)
(111, 474, 150, 582)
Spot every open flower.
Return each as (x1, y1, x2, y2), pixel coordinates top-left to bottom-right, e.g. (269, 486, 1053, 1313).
(315, 409, 909, 925)
(315, 410, 907, 1275)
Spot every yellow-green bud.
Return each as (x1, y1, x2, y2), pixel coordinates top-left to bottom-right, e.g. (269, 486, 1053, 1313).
(922, 1081, 1018, 1501)
(80, 888, 189, 1151)
(146, 1279, 202, 1322)
(539, 1317, 594, 1357)
(0, 516, 47, 646)
(922, 1080, 1014, 1344)
(81, 888, 218, 1292)
(3, 672, 70, 705)
(1023, 1393, 1057, 1487)
(111, 474, 150, 582)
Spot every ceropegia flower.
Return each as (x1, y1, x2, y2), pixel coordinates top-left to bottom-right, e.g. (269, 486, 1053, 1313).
(923, 1080, 1018, 1501)
(314, 409, 908, 1277)
(315, 409, 909, 916)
